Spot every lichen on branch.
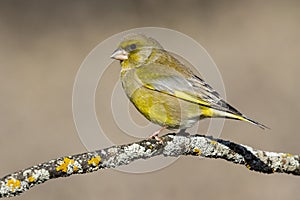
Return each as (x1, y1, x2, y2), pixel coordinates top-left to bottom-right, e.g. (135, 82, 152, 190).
(0, 133, 299, 198)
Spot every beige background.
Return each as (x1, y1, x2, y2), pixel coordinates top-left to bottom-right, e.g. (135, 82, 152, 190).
(1, 0, 300, 199)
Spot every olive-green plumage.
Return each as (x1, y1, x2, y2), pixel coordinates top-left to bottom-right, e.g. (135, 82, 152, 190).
(111, 34, 268, 131)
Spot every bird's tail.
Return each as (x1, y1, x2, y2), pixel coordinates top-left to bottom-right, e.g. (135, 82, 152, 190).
(212, 109, 270, 130)
(236, 115, 270, 130)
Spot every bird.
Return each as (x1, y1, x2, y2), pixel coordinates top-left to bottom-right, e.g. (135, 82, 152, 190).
(111, 33, 268, 140)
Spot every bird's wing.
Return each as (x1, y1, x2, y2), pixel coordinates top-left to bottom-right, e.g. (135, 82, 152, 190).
(135, 63, 269, 129)
(135, 63, 241, 115)
(189, 74, 243, 115)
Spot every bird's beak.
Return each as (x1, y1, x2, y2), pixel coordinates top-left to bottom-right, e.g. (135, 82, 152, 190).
(110, 48, 129, 60)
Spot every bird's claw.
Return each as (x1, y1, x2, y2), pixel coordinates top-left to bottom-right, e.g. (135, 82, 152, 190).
(148, 127, 165, 144)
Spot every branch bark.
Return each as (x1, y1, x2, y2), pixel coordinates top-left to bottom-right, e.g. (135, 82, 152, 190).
(0, 133, 299, 198)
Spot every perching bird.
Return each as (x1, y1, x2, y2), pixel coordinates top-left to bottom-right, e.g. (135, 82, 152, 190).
(111, 34, 268, 139)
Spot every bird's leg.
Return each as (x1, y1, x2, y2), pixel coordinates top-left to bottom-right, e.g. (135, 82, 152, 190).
(177, 129, 189, 136)
(148, 127, 166, 143)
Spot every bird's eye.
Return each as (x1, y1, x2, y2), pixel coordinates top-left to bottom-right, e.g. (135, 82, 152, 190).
(129, 44, 137, 51)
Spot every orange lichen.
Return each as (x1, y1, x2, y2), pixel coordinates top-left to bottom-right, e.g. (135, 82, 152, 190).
(27, 176, 35, 182)
(56, 157, 75, 172)
(193, 148, 202, 155)
(73, 166, 78, 171)
(6, 179, 21, 191)
(210, 140, 217, 145)
(88, 155, 102, 166)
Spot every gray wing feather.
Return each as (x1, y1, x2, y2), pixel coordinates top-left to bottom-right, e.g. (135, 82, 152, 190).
(135, 63, 242, 115)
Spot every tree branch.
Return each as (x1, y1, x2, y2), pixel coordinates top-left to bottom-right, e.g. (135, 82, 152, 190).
(0, 133, 299, 198)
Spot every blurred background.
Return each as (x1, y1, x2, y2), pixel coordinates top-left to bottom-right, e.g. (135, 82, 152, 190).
(0, 0, 300, 199)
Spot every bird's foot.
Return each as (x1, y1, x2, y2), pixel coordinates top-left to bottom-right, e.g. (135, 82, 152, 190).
(148, 127, 166, 144)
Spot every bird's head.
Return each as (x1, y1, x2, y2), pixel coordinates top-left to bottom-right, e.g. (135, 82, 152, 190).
(111, 34, 163, 68)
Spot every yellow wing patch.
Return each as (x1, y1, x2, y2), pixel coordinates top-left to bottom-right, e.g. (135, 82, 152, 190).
(143, 84, 210, 107)
(173, 91, 210, 106)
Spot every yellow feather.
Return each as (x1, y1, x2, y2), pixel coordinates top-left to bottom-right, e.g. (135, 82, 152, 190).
(173, 91, 210, 106)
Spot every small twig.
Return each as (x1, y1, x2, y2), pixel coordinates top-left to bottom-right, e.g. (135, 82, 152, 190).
(0, 133, 299, 198)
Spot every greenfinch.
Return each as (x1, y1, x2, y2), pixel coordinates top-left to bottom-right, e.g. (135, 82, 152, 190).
(111, 34, 267, 137)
